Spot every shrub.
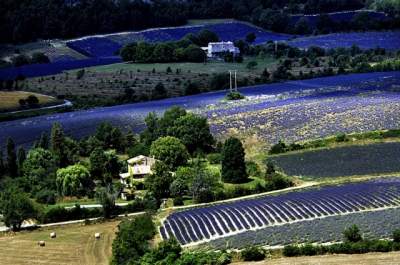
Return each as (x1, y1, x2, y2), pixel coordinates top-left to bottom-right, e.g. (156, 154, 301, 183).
(343, 225, 363, 242)
(283, 245, 301, 257)
(226, 91, 245, 100)
(35, 189, 57, 204)
(269, 140, 287, 154)
(246, 61, 258, 69)
(76, 69, 85, 80)
(246, 161, 261, 178)
(335, 133, 348, 142)
(173, 196, 184, 206)
(41, 204, 102, 223)
(393, 229, 400, 243)
(207, 153, 222, 164)
(241, 246, 266, 261)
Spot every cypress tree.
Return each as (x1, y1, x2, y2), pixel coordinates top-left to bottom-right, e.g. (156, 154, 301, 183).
(6, 138, 18, 177)
(50, 123, 66, 167)
(221, 137, 248, 184)
(38, 132, 49, 149)
(0, 149, 4, 176)
(17, 147, 26, 176)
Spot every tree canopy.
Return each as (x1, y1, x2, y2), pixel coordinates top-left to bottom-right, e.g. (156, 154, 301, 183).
(150, 136, 189, 170)
(221, 137, 248, 183)
(56, 164, 93, 197)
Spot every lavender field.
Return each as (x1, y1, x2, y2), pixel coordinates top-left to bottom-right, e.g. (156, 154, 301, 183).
(270, 142, 400, 179)
(1, 71, 399, 150)
(160, 178, 400, 246)
(289, 30, 400, 50)
(206, 207, 400, 249)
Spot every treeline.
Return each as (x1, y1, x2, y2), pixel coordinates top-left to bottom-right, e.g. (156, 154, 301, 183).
(3, 0, 399, 44)
(111, 215, 232, 265)
(283, 225, 400, 257)
(269, 129, 400, 155)
(0, 0, 187, 44)
(120, 30, 220, 63)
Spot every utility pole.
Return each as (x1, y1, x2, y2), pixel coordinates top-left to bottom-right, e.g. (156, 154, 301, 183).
(229, 70, 238, 92)
(234, 70, 237, 91)
(229, 70, 232, 92)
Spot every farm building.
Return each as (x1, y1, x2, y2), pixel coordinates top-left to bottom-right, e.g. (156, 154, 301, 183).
(202, 41, 240, 58)
(119, 155, 157, 199)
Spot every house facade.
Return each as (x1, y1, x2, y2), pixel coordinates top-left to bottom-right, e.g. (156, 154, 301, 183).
(119, 155, 157, 200)
(202, 41, 240, 58)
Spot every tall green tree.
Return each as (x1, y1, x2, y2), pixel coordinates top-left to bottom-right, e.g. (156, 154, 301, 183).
(50, 123, 67, 167)
(6, 138, 17, 178)
(140, 112, 160, 147)
(38, 132, 49, 149)
(22, 148, 57, 194)
(221, 137, 248, 183)
(190, 160, 221, 203)
(1, 191, 38, 231)
(56, 164, 93, 197)
(111, 215, 156, 265)
(150, 136, 189, 170)
(168, 113, 214, 154)
(145, 162, 173, 203)
(158, 106, 187, 136)
(0, 149, 5, 177)
(17, 147, 26, 176)
(89, 147, 107, 181)
(96, 184, 118, 218)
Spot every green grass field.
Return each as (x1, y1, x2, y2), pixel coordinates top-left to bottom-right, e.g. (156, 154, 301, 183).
(0, 220, 119, 265)
(186, 18, 236, 25)
(85, 56, 276, 75)
(0, 91, 58, 111)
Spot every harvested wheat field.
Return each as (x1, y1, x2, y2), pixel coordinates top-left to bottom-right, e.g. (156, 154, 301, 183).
(236, 251, 400, 265)
(0, 220, 119, 265)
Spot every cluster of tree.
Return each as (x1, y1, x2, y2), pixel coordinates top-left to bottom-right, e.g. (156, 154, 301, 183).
(10, 53, 50, 67)
(141, 107, 294, 204)
(120, 29, 220, 63)
(5, 0, 396, 44)
(247, 42, 399, 83)
(17, 95, 39, 109)
(0, 0, 187, 44)
(0, 121, 144, 230)
(283, 225, 400, 257)
(111, 215, 231, 265)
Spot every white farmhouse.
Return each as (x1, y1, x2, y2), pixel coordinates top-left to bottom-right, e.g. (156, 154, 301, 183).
(202, 41, 240, 58)
(119, 155, 157, 200)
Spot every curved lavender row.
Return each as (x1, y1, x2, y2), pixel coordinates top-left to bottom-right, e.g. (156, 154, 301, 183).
(160, 178, 400, 245)
(1, 71, 399, 151)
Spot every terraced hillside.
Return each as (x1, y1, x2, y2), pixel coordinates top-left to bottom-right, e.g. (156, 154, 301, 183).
(160, 178, 400, 246)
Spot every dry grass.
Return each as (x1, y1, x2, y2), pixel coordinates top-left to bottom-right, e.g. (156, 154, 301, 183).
(0, 91, 56, 110)
(235, 252, 400, 265)
(0, 220, 119, 265)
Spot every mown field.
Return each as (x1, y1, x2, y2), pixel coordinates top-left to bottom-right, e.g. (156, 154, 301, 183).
(236, 251, 400, 265)
(270, 142, 400, 179)
(0, 91, 59, 111)
(0, 220, 119, 265)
